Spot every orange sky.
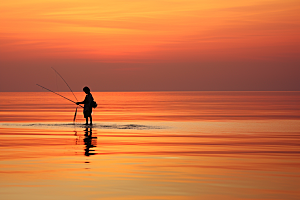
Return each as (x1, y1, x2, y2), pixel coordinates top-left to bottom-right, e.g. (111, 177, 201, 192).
(0, 0, 299, 91)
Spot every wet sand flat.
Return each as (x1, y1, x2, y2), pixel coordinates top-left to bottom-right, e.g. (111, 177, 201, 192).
(0, 92, 299, 200)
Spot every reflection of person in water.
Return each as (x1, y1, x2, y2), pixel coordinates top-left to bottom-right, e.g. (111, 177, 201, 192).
(84, 127, 96, 156)
(76, 87, 94, 125)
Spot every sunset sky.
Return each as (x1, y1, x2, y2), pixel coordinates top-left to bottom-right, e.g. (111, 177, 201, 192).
(0, 0, 299, 91)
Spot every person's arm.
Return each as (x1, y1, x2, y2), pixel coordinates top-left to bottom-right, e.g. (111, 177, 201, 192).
(76, 96, 87, 105)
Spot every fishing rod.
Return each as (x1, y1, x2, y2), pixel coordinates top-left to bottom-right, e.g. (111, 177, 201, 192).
(51, 67, 78, 101)
(51, 67, 80, 122)
(36, 84, 83, 108)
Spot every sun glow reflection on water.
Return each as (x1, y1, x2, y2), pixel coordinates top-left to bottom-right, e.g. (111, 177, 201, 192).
(0, 92, 299, 200)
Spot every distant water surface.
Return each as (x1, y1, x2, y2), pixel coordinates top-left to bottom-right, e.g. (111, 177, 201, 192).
(0, 92, 299, 200)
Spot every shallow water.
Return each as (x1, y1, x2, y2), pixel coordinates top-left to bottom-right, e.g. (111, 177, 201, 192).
(0, 92, 299, 200)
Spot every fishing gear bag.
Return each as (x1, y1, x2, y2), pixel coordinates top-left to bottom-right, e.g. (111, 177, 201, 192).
(92, 101, 97, 108)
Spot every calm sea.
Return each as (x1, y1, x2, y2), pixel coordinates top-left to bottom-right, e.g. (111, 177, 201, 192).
(0, 91, 299, 200)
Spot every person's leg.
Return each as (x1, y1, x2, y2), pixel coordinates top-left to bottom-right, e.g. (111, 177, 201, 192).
(90, 115, 93, 125)
(85, 117, 88, 125)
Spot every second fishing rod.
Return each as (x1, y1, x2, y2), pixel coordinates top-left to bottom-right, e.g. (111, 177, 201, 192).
(36, 84, 83, 108)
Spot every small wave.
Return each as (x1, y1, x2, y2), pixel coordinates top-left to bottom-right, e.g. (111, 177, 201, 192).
(0, 122, 163, 130)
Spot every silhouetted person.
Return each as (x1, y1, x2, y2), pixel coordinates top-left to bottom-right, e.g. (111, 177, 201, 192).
(76, 86, 94, 125)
